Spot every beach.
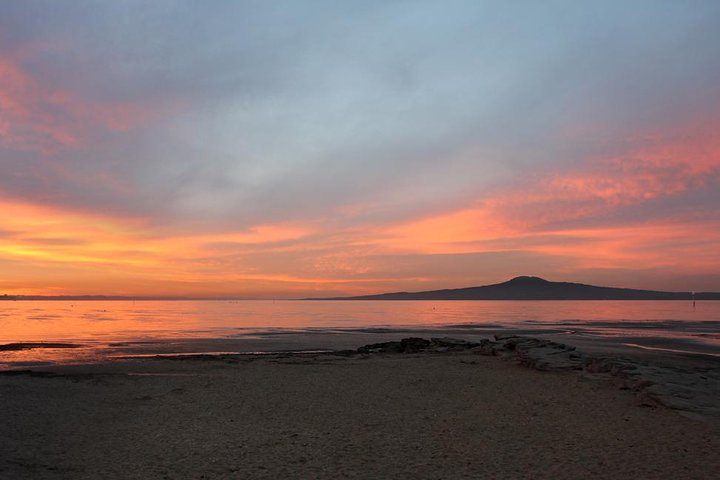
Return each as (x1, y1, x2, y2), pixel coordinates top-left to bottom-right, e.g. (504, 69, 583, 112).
(2, 344, 719, 479)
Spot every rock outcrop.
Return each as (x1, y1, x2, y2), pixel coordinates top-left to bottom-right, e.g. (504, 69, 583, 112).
(357, 337, 482, 354)
(474, 335, 586, 371)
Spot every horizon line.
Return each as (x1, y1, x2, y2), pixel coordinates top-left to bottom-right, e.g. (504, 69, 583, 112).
(3, 276, 717, 300)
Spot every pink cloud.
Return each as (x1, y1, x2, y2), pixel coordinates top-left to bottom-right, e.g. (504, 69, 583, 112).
(0, 55, 157, 154)
(0, 58, 77, 150)
(484, 119, 720, 230)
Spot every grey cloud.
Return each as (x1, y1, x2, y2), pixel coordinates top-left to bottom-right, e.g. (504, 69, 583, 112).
(1, 0, 720, 232)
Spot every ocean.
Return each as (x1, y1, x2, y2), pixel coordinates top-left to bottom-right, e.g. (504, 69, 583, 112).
(1, 299, 719, 369)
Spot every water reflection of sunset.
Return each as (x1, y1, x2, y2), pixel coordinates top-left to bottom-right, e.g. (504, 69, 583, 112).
(2, 300, 718, 369)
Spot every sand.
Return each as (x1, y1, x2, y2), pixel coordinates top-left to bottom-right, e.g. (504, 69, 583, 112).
(1, 351, 718, 479)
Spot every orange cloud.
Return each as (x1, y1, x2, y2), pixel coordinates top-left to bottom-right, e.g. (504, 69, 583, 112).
(0, 197, 327, 296)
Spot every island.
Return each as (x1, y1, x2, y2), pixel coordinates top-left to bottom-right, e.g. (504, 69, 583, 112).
(309, 276, 720, 300)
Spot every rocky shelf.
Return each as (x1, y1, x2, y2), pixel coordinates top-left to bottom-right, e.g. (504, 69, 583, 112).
(356, 336, 720, 418)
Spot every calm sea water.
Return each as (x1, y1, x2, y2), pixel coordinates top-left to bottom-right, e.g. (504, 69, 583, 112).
(1, 300, 719, 368)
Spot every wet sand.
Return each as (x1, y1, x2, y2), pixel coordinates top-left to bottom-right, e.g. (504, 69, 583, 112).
(5, 322, 718, 372)
(1, 350, 718, 479)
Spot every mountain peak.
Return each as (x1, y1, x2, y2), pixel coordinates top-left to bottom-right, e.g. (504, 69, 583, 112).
(505, 276, 549, 285)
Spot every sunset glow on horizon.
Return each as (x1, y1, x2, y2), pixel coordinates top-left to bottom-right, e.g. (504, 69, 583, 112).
(2, 1, 719, 297)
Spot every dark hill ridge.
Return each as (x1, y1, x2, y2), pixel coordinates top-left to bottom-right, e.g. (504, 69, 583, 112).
(311, 276, 720, 300)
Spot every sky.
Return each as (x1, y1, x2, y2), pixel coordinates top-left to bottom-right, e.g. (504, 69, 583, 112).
(1, 0, 720, 297)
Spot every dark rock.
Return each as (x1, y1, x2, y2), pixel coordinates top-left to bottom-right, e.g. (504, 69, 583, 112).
(493, 334, 521, 341)
(357, 341, 402, 354)
(0, 370, 62, 378)
(470, 339, 510, 356)
(401, 337, 432, 352)
(0, 342, 81, 352)
(430, 337, 474, 346)
(357, 337, 431, 354)
(429, 337, 481, 352)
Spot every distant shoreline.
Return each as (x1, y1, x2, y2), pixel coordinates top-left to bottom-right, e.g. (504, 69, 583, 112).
(3, 276, 720, 301)
(3, 297, 720, 302)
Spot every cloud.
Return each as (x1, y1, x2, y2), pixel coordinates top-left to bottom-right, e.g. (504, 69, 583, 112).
(1, 1, 720, 294)
(489, 118, 720, 232)
(0, 55, 158, 154)
(0, 57, 78, 151)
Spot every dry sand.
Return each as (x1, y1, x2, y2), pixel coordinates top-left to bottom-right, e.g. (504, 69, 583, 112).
(1, 351, 718, 479)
